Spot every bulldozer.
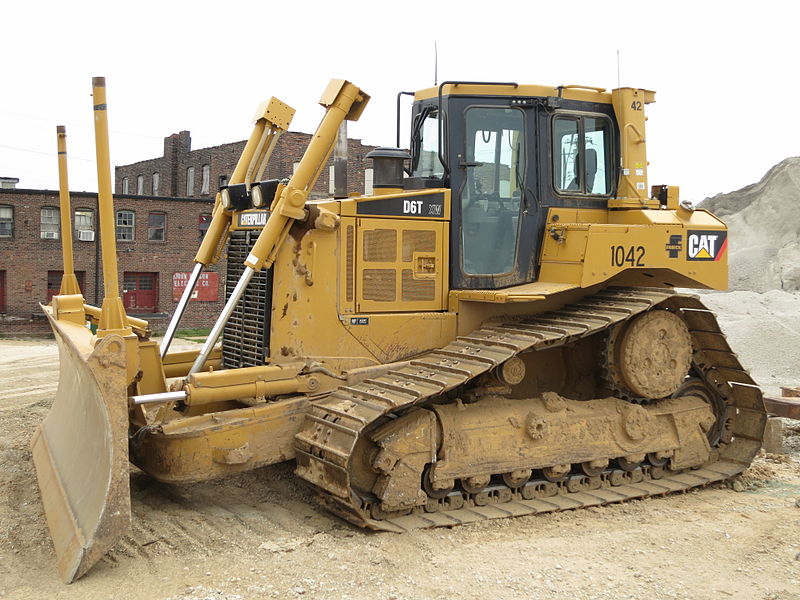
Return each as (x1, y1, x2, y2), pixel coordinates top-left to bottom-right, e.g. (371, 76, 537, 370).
(32, 76, 766, 583)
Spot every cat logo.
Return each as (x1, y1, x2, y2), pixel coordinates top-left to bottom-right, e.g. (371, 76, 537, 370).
(687, 230, 728, 261)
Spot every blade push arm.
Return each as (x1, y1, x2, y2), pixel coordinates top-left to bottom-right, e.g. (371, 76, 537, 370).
(188, 79, 369, 375)
(160, 97, 295, 358)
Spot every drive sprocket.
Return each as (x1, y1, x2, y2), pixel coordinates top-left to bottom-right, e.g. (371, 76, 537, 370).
(604, 309, 692, 401)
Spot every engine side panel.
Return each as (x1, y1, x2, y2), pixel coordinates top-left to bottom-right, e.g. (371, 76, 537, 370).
(539, 208, 728, 290)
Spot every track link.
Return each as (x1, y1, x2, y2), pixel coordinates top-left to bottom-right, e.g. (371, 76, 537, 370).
(294, 287, 766, 531)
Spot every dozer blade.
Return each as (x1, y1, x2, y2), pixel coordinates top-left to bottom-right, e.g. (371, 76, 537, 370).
(31, 307, 132, 583)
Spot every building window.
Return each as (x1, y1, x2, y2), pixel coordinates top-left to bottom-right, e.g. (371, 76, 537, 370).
(186, 167, 195, 196)
(122, 177, 129, 194)
(148, 211, 166, 241)
(0, 205, 13, 238)
(74, 208, 95, 241)
(136, 175, 144, 195)
(116, 210, 135, 241)
(201, 164, 210, 195)
(328, 165, 335, 195)
(199, 212, 212, 238)
(218, 174, 228, 188)
(40, 207, 60, 239)
(292, 162, 300, 174)
(152, 172, 160, 195)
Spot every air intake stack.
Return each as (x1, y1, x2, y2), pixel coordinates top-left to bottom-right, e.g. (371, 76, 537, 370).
(366, 147, 410, 195)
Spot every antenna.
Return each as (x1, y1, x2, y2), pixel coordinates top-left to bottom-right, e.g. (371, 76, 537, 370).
(434, 41, 438, 86)
(616, 49, 621, 89)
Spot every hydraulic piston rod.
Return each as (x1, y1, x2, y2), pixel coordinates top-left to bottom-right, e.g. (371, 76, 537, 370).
(160, 262, 203, 358)
(189, 80, 369, 375)
(189, 265, 256, 374)
(160, 99, 295, 358)
(131, 391, 188, 406)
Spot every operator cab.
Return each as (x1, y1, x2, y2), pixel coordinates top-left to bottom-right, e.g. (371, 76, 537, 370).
(405, 82, 620, 290)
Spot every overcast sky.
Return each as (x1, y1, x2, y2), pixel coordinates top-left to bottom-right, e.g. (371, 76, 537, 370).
(1, 1, 796, 203)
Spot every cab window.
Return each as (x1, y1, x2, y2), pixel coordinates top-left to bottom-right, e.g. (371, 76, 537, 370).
(461, 107, 525, 275)
(411, 108, 445, 178)
(553, 115, 612, 195)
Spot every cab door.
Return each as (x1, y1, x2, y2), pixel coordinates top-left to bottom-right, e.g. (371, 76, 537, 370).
(448, 101, 542, 290)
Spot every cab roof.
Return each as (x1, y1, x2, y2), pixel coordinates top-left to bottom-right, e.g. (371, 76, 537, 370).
(414, 83, 655, 105)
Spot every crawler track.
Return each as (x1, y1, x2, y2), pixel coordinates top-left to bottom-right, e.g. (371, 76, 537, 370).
(294, 287, 766, 531)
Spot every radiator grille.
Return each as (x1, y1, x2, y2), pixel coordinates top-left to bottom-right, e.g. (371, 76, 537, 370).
(222, 230, 273, 368)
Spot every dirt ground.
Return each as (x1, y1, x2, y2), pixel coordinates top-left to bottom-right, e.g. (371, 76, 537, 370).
(1, 294, 800, 600)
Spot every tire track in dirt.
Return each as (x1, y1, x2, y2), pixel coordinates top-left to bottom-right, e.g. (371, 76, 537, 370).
(0, 386, 58, 411)
(101, 464, 340, 572)
(0, 344, 59, 410)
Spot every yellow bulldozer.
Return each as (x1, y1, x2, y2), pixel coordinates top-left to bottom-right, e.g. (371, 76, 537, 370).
(33, 77, 766, 582)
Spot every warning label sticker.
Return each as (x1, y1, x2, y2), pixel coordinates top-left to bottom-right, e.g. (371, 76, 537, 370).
(687, 230, 728, 261)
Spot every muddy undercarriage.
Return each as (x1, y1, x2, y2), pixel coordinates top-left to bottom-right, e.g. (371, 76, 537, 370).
(295, 287, 766, 530)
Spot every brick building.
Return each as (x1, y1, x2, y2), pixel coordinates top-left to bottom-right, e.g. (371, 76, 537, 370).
(115, 131, 378, 200)
(0, 187, 221, 335)
(0, 129, 377, 335)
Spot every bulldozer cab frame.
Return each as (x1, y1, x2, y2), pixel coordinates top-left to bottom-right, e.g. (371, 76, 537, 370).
(407, 83, 625, 290)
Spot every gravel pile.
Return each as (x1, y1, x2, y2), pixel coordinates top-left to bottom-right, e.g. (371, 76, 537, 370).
(700, 157, 800, 292)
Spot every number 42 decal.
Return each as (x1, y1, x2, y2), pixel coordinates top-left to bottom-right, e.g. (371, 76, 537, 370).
(610, 245, 645, 267)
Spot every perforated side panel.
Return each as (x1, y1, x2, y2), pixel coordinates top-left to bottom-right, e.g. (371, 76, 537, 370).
(355, 218, 445, 312)
(402, 230, 436, 261)
(346, 225, 354, 303)
(362, 269, 396, 302)
(363, 229, 397, 262)
(401, 269, 435, 301)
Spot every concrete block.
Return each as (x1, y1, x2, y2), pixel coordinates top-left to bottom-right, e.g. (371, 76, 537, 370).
(762, 416, 785, 454)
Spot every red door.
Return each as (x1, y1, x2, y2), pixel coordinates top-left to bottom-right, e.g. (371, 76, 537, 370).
(47, 270, 86, 302)
(0, 271, 5, 313)
(122, 272, 158, 313)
